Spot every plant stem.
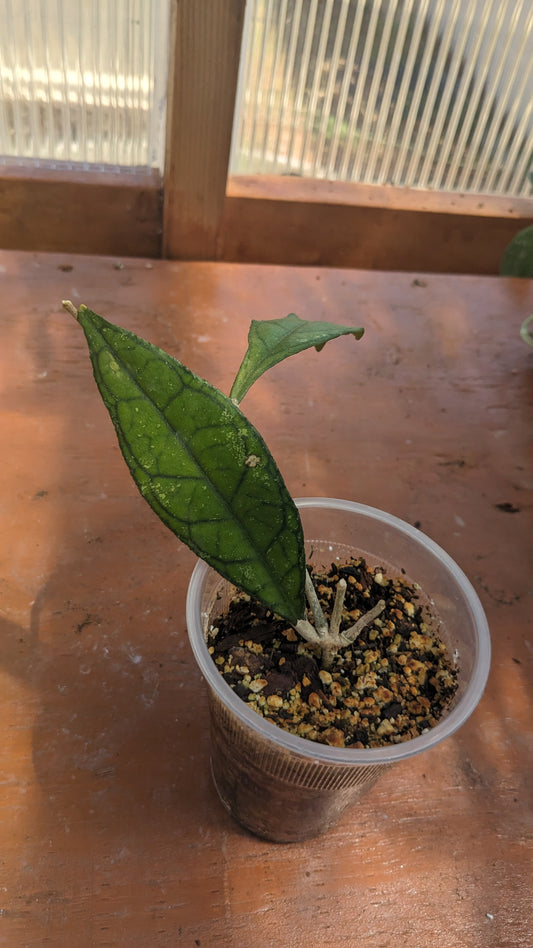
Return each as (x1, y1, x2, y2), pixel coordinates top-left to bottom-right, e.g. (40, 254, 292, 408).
(294, 617, 322, 646)
(329, 578, 347, 638)
(295, 574, 386, 669)
(340, 599, 386, 646)
(304, 569, 328, 638)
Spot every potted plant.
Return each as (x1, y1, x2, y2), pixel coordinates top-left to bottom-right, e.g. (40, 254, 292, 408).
(63, 301, 490, 842)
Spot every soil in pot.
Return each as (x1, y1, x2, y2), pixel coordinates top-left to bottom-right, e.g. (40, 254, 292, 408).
(206, 556, 459, 750)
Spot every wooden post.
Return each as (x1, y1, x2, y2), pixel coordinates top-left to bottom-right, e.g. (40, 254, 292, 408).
(162, 0, 246, 260)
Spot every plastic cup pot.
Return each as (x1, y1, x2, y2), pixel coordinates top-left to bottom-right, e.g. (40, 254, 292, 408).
(186, 498, 490, 843)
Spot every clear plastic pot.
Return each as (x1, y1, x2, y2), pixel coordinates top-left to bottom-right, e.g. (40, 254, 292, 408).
(186, 499, 491, 842)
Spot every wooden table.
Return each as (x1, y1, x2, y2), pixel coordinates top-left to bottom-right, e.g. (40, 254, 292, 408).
(1, 251, 531, 946)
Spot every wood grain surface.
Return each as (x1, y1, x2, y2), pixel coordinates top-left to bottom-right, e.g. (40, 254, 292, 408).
(0, 251, 531, 946)
(221, 177, 533, 274)
(162, 0, 246, 260)
(0, 164, 162, 258)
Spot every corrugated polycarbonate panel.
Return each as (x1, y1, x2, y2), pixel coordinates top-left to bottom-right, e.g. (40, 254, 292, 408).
(0, 0, 169, 169)
(230, 0, 533, 197)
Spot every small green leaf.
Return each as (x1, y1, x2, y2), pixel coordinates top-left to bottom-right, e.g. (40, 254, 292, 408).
(72, 305, 306, 624)
(230, 314, 364, 403)
(520, 314, 533, 349)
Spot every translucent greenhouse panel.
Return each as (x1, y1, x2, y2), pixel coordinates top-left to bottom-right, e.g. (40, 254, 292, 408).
(230, 0, 533, 198)
(0, 0, 170, 169)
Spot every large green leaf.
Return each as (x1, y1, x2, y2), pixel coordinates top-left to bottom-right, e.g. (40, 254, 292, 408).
(71, 305, 306, 624)
(230, 313, 364, 403)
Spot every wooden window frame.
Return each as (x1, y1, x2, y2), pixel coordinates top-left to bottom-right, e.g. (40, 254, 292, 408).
(1, 0, 532, 273)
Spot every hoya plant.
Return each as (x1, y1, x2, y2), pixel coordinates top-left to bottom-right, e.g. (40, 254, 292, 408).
(63, 302, 381, 665)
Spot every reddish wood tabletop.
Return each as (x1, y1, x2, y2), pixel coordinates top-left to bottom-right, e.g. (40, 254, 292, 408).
(1, 251, 531, 946)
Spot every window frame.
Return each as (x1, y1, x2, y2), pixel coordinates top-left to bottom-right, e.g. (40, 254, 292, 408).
(0, 0, 531, 273)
